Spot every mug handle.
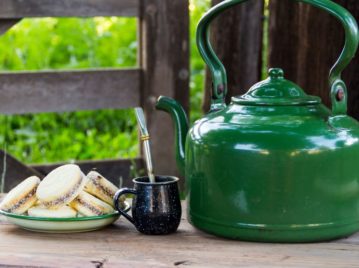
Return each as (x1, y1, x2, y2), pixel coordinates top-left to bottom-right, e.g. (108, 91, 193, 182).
(114, 188, 137, 225)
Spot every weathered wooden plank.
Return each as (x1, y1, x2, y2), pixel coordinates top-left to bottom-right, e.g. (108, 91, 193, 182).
(0, 19, 20, 35)
(31, 158, 144, 188)
(269, 0, 331, 107)
(1, 154, 145, 191)
(139, 0, 190, 190)
(0, 69, 141, 114)
(0, 0, 139, 18)
(269, 0, 359, 117)
(334, 1, 359, 119)
(1, 197, 359, 267)
(268, 0, 300, 93)
(203, 0, 264, 111)
(0, 150, 43, 192)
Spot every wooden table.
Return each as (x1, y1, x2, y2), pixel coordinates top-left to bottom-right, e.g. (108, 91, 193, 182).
(1, 194, 359, 267)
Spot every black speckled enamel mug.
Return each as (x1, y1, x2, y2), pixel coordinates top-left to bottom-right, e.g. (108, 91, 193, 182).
(114, 176, 181, 235)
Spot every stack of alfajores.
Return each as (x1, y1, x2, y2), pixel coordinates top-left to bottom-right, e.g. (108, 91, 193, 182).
(0, 164, 125, 218)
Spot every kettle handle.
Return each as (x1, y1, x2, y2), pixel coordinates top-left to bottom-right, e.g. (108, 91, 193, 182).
(197, 0, 359, 114)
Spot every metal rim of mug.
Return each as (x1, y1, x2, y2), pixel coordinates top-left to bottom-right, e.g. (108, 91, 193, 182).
(132, 175, 179, 185)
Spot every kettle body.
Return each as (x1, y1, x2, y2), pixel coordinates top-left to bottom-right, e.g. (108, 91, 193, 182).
(186, 102, 359, 242)
(156, 0, 359, 242)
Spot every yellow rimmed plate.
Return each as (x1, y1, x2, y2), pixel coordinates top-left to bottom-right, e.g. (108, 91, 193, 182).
(0, 201, 130, 233)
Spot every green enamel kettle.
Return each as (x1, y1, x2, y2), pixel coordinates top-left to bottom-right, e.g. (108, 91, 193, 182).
(156, 0, 359, 242)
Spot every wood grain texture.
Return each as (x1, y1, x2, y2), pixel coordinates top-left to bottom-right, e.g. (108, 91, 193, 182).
(0, 19, 20, 35)
(139, 0, 189, 189)
(269, 0, 359, 118)
(203, 0, 264, 112)
(336, 1, 359, 119)
(0, 150, 43, 192)
(0, 0, 139, 18)
(0, 69, 141, 114)
(0, 196, 359, 267)
(0, 153, 143, 191)
(31, 158, 144, 188)
(269, 0, 333, 107)
(268, 0, 300, 91)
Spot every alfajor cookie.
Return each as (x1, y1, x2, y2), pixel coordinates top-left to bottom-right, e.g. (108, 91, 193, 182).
(0, 176, 40, 214)
(84, 171, 122, 207)
(70, 191, 114, 216)
(28, 205, 77, 218)
(36, 164, 86, 209)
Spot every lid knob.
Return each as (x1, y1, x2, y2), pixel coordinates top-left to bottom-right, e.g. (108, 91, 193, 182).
(232, 66, 321, 106)
(268, 68, 284, 79)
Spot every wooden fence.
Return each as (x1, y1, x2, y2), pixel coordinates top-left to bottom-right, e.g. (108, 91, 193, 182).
(2, 0, 359, 192)
(204, 0, 359, 117)
(0, 0, 189, 191)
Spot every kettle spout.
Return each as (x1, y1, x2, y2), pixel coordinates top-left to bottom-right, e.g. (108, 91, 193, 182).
(156, 96, 188, 175)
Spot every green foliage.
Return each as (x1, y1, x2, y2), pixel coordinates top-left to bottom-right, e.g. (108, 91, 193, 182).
(0, 2, 210, 164)
(190, 0, 211, 122)
(261, 1, 269, 80)
(1, 110, 138, 163)
(0, 17, 139, 163)
(0, 17, 137, 70)
(189, 0, 211, 122)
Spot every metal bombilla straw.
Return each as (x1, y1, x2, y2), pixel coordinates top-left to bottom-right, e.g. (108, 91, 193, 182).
(134, 107, 156, 183)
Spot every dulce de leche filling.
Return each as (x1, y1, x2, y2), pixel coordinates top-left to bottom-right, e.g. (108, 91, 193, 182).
(41, 176, 84, 207)
(75, 197, 103, 216)
(89, 175, 115, 198)
(7, 188, 37, 212)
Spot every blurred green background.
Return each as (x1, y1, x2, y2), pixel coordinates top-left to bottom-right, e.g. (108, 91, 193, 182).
(0, 0, 211, 164)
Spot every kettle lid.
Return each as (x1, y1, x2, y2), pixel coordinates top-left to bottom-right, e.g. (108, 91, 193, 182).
(232, 68, 321, 106)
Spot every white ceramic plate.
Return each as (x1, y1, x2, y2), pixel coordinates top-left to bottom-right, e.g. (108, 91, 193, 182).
(0, 201, 130, 233)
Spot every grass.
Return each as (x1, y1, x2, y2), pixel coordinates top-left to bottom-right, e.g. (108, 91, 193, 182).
(0, 0, 269, 169)
(0, 17, 139, 164)
(0, 0, 211, 165)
